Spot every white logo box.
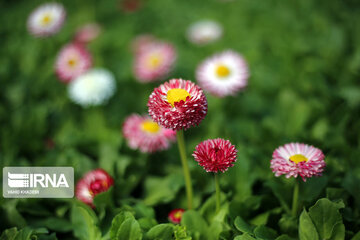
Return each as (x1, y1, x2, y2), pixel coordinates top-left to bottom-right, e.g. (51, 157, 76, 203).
(3, 167, 74, 198)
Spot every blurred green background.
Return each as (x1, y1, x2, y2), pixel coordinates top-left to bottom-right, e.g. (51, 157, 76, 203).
(1, 0, 360, 239)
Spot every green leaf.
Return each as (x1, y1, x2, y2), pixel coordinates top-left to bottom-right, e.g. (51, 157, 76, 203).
(116, 218, 142, 240)
(308, 198, 344, 240)
(234, 233, 256, 240)
(299, 209, 319, 240)
(181, 210, 208, 240)
(352, 231, 360, 240)
(234, 216, 253, 234)
(71, 205, 101, 240)
(329, 222, 345, 240)
(109, 211, 142, 240)
(275, 235, 294, 240)
(93, 187, 114, 220)
(174, 225, 192, 240)
(299, 176, 328, 202)
(146, 224, 174, 240)
(0, 228, 18, 240)
(144, 173, 184, 206)
(110, 211, 136, 239)
(253, 225, 278, 240)
(33, 217, 73, 232)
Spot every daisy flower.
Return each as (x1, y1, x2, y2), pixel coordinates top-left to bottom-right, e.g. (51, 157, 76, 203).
(27, 3, 66, 37)
(68, 68, 116, 107)
(75, 169, 114, 207)
(196, 50, 249, 97)
(74, 23, 101, 44)
(271, 142, 326, 181)
(168, 208, 185, 224)
(55, 43, 92, 83)
(122, 114, 176, 153)
(134, 41, 177, 82)
(193, 138, 237, 173)
(148, 79, 208, 131)
(186, 20, 223, 45)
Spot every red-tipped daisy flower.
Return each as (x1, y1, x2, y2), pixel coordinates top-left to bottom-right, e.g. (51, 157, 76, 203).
(134, 41, 176, 82)
(75, 169, 114, 207)
(123, 114, 176, 153)
(168, 208, 185, 224)
(271, 143, 325, 182)
(193, 138, 238, 173)
(196, 50, 249, 97)
(27, 3, 66, 38)
(148, 79, 208, 131)
(55, 43, 92, 83)
(74, 23, 101, 44)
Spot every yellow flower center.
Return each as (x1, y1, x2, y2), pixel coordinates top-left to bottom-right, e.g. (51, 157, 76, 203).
(41, 14, 52, 26)
(215, 65, 230, 78)
(146, 54, 162, 69)
(141, 120, 161, 134)
(289, 154, 308, 164)
(173, 211, 183, 219)
(68, 59, 77, 67)
(166, 88, 190, 107)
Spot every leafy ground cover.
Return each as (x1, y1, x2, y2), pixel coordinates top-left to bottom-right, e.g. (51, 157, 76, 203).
(1, 0, 360, 239)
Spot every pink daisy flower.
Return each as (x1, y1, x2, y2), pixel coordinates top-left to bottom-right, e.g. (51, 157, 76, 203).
(27, 3, 66, 37)
(75, 169, 114, 207)
(196, 50, 249, 97)
(122, 114, 176, 153)
(168, 208, 185, 224)
(74, 23, 101, 44)
(134, 41, 177, 83)
(148, 79, 208, 131)
(193, 138, 237, 173)
(55, 43, 92, 83)
(271, 142, 326, 182)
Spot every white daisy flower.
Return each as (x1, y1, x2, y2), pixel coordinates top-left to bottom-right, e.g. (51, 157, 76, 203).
(196, 50, 249, 97)
(68, 68, 116, 107)
(186, 20, 223, 45)
(27, 3, 66, 37)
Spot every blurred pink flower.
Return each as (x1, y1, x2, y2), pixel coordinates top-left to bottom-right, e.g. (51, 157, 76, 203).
(168, 208, 185, 224)
(55, 43, 92, 83)
(74, 23, 101, 44)
(133, 41, 176, 82)
(76, 169, 114, 207)
(123, 114, 176, 153)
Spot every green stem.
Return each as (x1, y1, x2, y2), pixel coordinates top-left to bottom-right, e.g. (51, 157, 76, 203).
(176, 130, 193, 210)
(292, 179, 299, 216)
(214, 173, 221, 213)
